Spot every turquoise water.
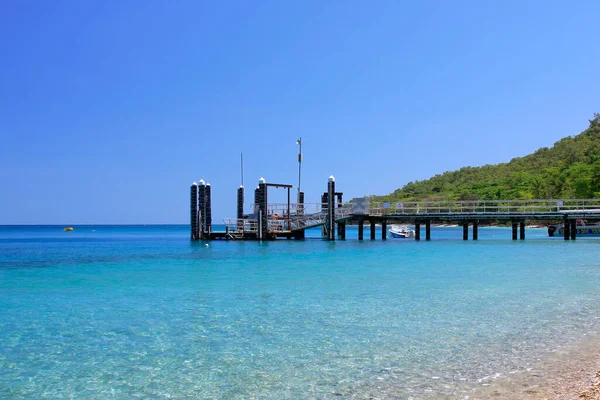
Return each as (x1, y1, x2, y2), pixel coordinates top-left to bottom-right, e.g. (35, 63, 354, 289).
(1, 225, 600, 399)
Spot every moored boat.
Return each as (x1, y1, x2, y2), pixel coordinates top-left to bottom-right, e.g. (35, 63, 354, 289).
(389, 225, 415, 238)
(548, 220, 600, 237)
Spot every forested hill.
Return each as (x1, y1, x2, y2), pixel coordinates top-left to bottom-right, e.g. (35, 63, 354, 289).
(373, 114, 600, 202)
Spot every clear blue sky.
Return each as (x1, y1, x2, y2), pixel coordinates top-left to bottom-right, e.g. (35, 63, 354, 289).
(1, 0, 599, 224)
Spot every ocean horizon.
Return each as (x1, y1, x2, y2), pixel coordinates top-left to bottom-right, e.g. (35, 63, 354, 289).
(1, 224, 599, 399)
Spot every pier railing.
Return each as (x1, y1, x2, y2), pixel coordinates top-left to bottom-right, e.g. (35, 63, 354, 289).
(224, 203, 355, 234)
(223, 219, 259, 236)
(224, 199, 600, 235)
(366, 199, 600, 216)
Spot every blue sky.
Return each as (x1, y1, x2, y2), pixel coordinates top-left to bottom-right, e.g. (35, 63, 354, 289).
(1, 0, 599, 224)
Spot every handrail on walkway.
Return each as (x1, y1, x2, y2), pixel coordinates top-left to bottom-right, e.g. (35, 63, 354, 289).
(366, 199, 600, 215)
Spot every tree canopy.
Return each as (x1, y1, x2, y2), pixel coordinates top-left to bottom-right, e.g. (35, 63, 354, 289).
(372, 114, 600, 202)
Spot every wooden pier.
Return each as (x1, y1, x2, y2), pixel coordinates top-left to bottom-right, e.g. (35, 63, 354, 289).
(191, 177, 600, 241)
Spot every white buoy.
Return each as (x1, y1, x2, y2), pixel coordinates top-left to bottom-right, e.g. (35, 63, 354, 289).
(205, 243, 209, 248)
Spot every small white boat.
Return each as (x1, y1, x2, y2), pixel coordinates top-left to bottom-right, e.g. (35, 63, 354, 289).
(548, 220, 600, 237)
(389, 225, 415, 238)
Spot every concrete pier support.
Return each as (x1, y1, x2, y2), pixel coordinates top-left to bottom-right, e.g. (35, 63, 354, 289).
(512, 221, 518, 240)
(425, 220, 431, 241)
(358, 220, 364, 240)
(370, 221, 376, 240)
(339, 222, 346, 240)
(382, 221, 387, 240)
(564, 217, 570, 240)
(415, 221, 421, 241)
(520, 221, 525, 240)
(327, 176, 336, 241)
(570, 219, 577, 240)
(190, 182, 198, 240)
(472, 221, 478, 241)
(463, 222, 469, 241)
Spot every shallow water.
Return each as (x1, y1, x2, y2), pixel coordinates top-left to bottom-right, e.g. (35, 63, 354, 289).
(1, 225, 600, 399)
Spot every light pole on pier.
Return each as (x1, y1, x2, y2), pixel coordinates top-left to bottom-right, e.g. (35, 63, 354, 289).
(296, 137, 302, 202)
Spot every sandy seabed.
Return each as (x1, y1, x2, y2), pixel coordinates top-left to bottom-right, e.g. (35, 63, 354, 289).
(467, 333, 600, 400)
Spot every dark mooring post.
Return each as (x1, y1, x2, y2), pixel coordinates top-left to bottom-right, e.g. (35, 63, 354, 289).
(520, 221, 525, 240)
(570, 219, 577, 240)
(463, 222, 469, 241)
(358, 220, 364, 240)
(563, 217, 570, 241)
(381, 221, 387, 240)
(298, 191, 305, 215)
(512, 221, 518, 240)
(254, 186, 260, 214)
(237, 185, 244, 231)
(337, 193, 343, 236)
(339, 222, 346, 240)
(297, 191, 305, 230)
(258, 177, 268, 240)
(205, 183, 212, 235)
(415, 221, 421, 241)
(472, 220, 478, 241)
(370, 220, 376, 240)
(425, 220, 431, 241)
(198, 180, 206, 239)
(190, 182, 198, 240)
(321, 192, 328, 236)
(327, 176, 336, 241)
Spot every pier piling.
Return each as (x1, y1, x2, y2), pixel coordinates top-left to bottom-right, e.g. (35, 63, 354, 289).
(198, 180, 206, 239)
(237, 185, 244, 230)
(370, 220, 376, 240)
(425, 220, 431, 240)
(382, 221, 387, 240)
(415, 222, 421, 241)
(473, 221, 478, 240)
(520, 221, 525, 240)
(190, 183, 198, 240)
(463, 223, 469, 241)
(358, 220, 364, 240)
(327, 176, 336, 241)
(258, 178, 267, 240)
(339, 222, 346, 240)
(570, 219, 577, 240)
(564, 217, 570, 240)
(321, 192, 328, 237)
(336, 193, 343, 236)
(205, 184, 212, 235)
